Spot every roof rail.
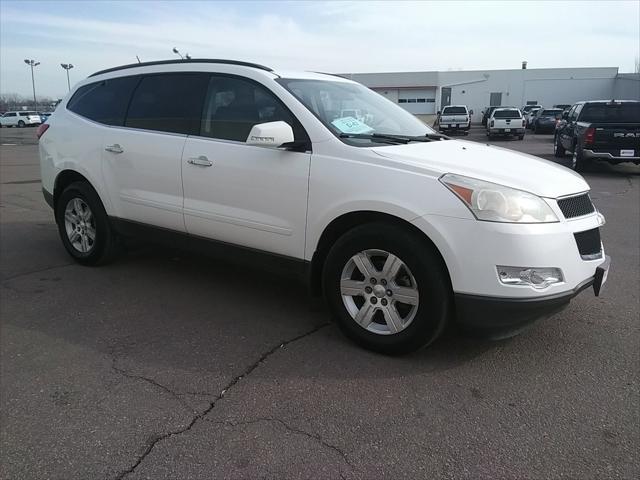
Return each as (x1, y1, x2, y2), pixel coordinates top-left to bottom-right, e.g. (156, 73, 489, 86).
(89, 58, 274, 77)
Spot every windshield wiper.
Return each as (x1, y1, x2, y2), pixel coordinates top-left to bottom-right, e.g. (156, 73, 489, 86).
(339, 132, 449, 144)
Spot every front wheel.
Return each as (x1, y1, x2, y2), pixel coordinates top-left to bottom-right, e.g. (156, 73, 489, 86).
(322, 223, 451, 355)
(518, 135, 525, 140)
(17, 120, 25, 128)
(55, 181, 120, 265)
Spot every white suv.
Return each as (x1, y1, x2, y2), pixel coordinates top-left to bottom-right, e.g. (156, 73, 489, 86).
(39, 59, 610, 354)
(0, 111, 42, 128)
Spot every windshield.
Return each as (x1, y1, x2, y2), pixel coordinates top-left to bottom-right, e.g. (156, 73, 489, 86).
(276, 78, 435, 145)
(580, 103, 640, 123)
(442, 106, 467, 115)
(494, 109, 522, 119)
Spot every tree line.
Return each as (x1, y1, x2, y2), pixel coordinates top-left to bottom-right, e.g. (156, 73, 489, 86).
(0, 93, 61, 112)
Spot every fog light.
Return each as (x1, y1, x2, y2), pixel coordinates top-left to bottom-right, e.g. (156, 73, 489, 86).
(497, 266, 564, 289)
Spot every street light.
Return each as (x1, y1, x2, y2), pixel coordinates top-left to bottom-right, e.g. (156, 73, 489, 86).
(24, 59, 40, 110)
(60, 63, 74, 91)
(172, 47, 191, 60)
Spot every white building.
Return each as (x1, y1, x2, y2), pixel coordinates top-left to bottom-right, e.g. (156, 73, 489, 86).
(343, 67, 640, 122)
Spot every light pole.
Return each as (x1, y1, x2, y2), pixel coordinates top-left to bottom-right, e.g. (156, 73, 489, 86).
(172, 47, 191, 60)
(61, 63, 74, 91)
(24, 59, 40, 110)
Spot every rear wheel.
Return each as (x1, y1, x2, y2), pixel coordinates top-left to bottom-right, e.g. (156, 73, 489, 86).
(55, 181, 120, 265)
(573, 149, 592, 172)
(322, 223, 451, 355)
(554, 135, 566, 157)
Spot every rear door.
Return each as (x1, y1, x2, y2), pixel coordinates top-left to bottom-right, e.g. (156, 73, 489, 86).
(101, 72, 209, 232)
(181, 74, 311, 258)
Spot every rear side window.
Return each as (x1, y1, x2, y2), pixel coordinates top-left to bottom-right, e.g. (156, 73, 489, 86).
(67, 76, 140, 126)
(494, 109, 521, 119)
(580, 103, 640, 123)
(200, 75, 308, 143)
(442, 106, 467, 114)
(125, 73, 209, 135)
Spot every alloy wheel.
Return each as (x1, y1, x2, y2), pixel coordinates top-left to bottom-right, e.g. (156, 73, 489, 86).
(340, 249, 419, 335)
(64, 198, 96, 253)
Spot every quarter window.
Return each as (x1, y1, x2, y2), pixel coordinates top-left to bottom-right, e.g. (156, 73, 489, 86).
(125, 73, 209, 135)
(67, 76, 140, 126)
(200, 75, 307, 143)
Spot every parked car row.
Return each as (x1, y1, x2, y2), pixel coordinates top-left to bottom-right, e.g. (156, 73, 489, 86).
(0, 111, 52, 127)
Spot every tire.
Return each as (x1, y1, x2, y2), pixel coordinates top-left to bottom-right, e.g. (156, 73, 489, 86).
(55, 181, 120, 265)
(554, 135, 566, 157)
(573, 149, 592, 172)
(518, 135, 524, 140)
(17, 120, 25, 128)
(322, 223, 451, 355)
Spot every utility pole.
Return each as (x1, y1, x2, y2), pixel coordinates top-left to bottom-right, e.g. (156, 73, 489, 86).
(24, 59, 40, 110)
(61, 63, 74, 92)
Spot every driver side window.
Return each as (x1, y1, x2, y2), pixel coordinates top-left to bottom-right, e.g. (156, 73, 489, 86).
(200, 75, 308, 144)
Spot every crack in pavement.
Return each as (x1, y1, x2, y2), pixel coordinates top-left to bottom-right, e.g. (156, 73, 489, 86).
(113, 322, 330, 480)
(207, 417, 353, 470)
(110, 358, 202, 414)
(0, 262, 75, 283)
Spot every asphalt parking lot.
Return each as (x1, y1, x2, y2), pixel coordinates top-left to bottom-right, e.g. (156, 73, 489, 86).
(1, 126, 638, 480)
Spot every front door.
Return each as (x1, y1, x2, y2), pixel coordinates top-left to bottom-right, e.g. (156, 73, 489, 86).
(182, 75, 311, 259)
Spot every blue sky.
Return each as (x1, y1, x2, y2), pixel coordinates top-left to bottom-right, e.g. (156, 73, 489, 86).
(1, 0, 639, 98)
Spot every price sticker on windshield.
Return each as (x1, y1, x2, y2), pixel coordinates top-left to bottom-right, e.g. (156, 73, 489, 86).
(331, 116, 374, 134)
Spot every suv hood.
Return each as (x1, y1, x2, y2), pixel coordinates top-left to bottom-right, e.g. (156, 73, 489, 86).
(372, 139, 589, 198)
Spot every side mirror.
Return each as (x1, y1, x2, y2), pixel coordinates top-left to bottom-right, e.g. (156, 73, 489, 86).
(562, 112, 569, 120)
(437, 110, 441, 115)
(246, 121, 294, 148)
(469, 109, 474, 115)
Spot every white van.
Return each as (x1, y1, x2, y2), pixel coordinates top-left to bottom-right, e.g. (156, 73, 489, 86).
(38, 59, 609, 353)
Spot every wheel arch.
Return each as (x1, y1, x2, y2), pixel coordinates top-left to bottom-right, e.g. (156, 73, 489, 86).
(308, 210, 452, 297)
(53, 170, 96, 210)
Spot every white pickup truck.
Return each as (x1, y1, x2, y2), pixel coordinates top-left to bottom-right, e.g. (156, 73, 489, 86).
(437, 105, 470, 135)
(487, 107, 526, 140)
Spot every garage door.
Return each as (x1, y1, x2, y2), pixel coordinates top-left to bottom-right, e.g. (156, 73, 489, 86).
(398, 89, 436, 114)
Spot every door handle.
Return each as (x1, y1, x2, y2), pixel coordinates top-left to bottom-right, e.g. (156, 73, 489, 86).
(105, 144, 124, 154)
(187, 155, 213, 167)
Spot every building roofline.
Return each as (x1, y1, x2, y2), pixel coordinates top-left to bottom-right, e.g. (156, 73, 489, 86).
(89, 58, 274, 77)
(342, 66, 620, 76)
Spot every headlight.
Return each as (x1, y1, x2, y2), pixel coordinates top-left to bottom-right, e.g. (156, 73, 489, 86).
(440, 173, 558, 223)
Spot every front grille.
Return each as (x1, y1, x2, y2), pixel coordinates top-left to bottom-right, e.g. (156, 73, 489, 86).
(574, 228, 602, 259)
(557, 194, 595, 219)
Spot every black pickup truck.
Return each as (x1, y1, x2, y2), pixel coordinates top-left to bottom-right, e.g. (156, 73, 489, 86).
(554, 100, 640, 171)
